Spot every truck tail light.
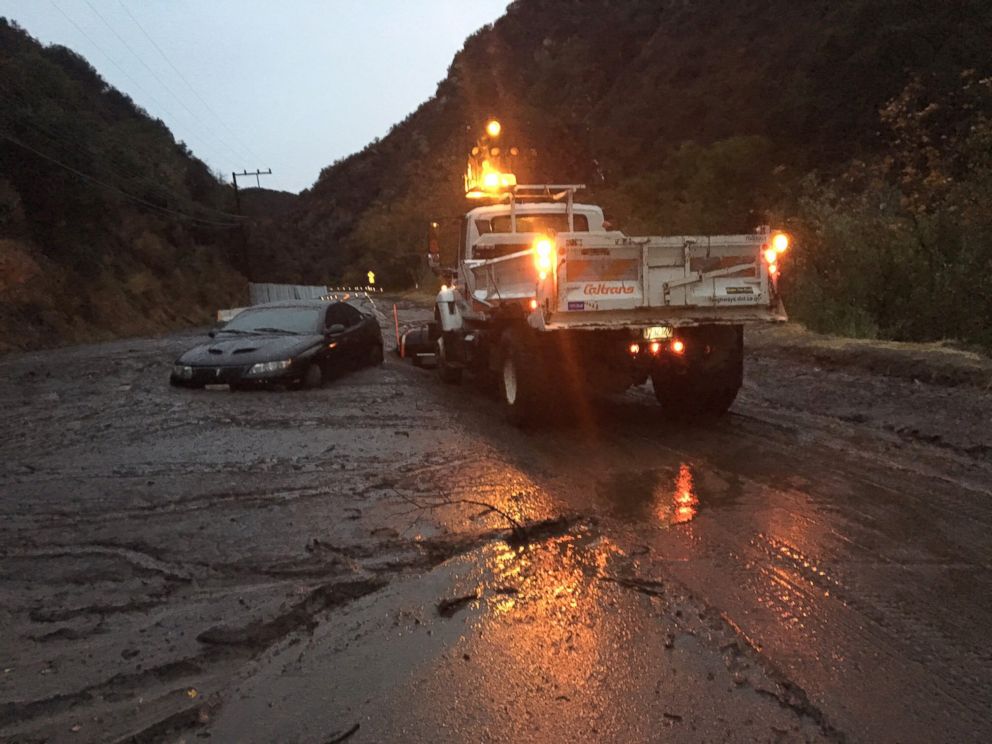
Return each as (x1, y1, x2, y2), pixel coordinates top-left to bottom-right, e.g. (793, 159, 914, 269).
(671, 339, 685, 354)
(628, 342, 640, 355)
(763, 232, 789, 279)
(649, 341, 662, 355)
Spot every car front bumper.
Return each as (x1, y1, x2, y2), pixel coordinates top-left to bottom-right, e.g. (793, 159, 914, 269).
(170, 363, 302, 388)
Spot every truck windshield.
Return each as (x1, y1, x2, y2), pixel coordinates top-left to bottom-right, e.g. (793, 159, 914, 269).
(486, 213, 589, 234)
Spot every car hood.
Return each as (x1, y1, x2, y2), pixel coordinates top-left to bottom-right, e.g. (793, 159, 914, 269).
(177, 333, 322, 367)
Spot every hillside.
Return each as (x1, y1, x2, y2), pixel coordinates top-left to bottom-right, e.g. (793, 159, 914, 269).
(0, 18, 245, 351)
(269, 0, 992, 347)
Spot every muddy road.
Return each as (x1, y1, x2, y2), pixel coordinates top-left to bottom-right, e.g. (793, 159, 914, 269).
(2, 299, 991, 743)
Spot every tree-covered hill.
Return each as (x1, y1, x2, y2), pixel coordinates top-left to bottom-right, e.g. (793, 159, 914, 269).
(0, 18, 246, 351)
(271, 0, 992, 346)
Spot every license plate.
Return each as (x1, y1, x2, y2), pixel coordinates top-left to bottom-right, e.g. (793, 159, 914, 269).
(643, 326, 673, 340)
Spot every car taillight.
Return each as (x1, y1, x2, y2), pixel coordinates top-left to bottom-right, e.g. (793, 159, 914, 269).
(671, 339, 685, 354)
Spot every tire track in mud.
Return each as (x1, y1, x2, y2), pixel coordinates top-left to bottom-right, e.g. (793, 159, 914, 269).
(1, 505, 578, 741)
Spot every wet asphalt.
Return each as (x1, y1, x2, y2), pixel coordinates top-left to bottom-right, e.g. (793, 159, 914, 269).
(1, 299, 991, 743)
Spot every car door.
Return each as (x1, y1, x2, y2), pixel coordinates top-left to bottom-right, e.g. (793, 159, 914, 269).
(324, 302, 365, 368)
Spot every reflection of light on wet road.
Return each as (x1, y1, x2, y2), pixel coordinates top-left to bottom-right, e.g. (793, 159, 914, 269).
(670, 463, 699, 524)
(447, 461, 559, 530)
(598, 462, 702, 527)
(476, 533, 626, 695)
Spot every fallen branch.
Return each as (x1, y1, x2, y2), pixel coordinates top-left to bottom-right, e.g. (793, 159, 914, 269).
(388, 488, 527, 541)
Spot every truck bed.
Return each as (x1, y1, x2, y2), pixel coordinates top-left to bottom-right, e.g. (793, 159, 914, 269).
(467, 228, 787, 329)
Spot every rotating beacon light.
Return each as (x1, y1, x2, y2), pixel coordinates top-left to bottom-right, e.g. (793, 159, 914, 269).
(465, 119, 517, 198)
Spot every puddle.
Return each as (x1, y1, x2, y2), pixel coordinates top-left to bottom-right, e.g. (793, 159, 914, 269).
(597, 463, 736, 526)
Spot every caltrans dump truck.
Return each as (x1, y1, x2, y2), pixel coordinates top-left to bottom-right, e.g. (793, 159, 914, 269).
(429, 121, 790, 425)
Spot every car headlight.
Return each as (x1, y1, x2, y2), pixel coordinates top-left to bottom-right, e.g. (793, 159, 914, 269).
(172, 364, 193, 380)
(246, 360, 292, 377)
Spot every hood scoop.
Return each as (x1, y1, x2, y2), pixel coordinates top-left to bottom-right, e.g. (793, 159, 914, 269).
(232, 347, 259, 354)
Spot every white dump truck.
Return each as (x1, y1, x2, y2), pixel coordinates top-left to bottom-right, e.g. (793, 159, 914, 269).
(429, 122, 790, 425)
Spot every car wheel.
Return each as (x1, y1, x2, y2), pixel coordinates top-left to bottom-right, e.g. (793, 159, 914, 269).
(301, 363, 323, 390)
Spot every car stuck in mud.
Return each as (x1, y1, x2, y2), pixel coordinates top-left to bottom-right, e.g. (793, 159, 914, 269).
(170, 300, 384, 390)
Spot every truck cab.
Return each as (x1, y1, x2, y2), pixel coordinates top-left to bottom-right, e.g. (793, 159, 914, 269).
(454, 200, 609, 318)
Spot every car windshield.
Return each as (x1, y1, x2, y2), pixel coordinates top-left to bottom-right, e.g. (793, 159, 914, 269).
(221, 306, 322, 335)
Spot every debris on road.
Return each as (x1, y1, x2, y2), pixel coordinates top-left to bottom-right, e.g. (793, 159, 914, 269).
(436, 592, 478, 618)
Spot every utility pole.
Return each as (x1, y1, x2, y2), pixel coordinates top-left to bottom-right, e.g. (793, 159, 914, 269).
(230, 169, 271, 282)
(231, 168, 272, 214)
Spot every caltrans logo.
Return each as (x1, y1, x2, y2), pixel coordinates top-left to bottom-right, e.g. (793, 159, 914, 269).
(583, 283, 635, 295)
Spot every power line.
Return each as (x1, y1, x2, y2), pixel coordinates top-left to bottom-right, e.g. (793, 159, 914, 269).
(0, 131, 244, 228)
(80, 0, 250, 165)
(116, 0, 264, 165)
(48, 1, 219, 160)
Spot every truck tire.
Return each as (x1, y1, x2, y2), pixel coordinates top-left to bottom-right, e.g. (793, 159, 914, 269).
(651, 325, 742, 420)
(497, 327, 546, 426)
(436, 336, 463, 385)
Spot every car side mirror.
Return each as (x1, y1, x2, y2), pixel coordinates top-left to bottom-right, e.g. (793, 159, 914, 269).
(208, 329, 218, 338)
(325, 323, 346, 336)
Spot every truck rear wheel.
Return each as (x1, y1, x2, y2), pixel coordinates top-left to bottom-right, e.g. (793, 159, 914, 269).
(498, 327, 546, 426)
(651, 325, 743, 420)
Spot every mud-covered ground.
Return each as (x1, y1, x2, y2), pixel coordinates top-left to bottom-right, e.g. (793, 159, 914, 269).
(1, 299, 991, 743)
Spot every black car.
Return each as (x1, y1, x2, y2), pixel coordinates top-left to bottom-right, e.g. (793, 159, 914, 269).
(170, 300, 384, 389)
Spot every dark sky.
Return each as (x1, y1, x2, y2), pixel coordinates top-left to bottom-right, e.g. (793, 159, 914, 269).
(1, 0, 508, 192)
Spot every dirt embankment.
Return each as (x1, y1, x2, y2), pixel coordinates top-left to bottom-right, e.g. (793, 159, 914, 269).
(747, 323, 992, 389)
(0, 235, 246, 354)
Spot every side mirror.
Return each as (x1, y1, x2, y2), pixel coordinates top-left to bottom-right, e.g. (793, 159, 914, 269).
(325, 323, 346, 336)
(208, 329, 218, 338)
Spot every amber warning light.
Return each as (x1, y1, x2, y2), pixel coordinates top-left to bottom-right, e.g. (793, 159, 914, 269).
(465, 119, 519, 199)
(763, 231, 790, 278)
(533, 237, 553, 280)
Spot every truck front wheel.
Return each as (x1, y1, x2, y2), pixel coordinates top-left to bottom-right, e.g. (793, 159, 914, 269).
(651, 325, 743, 420)
(436, 336, 463, 385)
(497, 328, 545, 426)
